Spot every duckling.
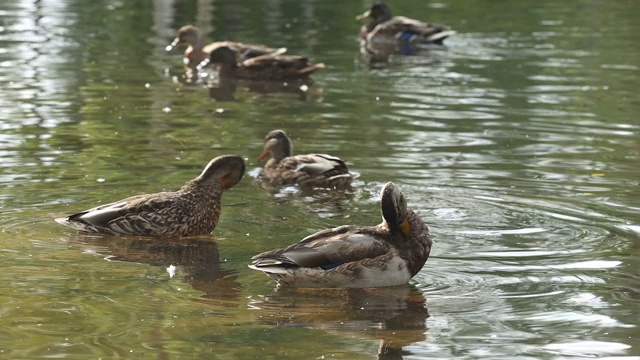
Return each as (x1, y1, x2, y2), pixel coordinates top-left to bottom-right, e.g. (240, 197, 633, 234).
(249, 182, 432, 288)
(198, 46, 324, 81)
(357, 1, 455, 55)
(166, 25, 284, 81)
(257, 129, 353, 189)
(55, 155, 245, 237)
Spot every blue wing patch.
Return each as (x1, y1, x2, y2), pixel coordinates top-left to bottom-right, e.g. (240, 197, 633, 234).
(398, 31, 415, 41)
(320, 262, 343, 270)
(398, 31, 418, 55)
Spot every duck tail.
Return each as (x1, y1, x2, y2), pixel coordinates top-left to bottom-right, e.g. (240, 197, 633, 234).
(300, 62, 325, 75)
(425, 30, 456, 45)
(272, 47, 288, 56)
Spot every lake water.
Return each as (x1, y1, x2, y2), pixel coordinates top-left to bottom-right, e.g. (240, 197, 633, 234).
(1, 0, 639, 358)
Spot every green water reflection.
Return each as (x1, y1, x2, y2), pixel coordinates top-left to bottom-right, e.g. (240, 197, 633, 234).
(1, 0, 639, 359)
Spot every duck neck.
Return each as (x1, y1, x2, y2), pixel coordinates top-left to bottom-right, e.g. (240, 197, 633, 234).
(272, 145, 292, 162)
(366, 21, 379, 33)
(404, 210, 432, 276)
(367, 12, 391, 32)
(218, 61, 238, 77)
(182, 177, 223, 194)
(192, 34, 204, 50)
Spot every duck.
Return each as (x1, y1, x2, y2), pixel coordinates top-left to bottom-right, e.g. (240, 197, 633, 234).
(198, 46, 324, 81)
(249, 182, 432, 288)
(166, 25, 284, 81)
(257, 129, 353, 189)
(55, 155, 245, 237)
(356, 1, 455, 55)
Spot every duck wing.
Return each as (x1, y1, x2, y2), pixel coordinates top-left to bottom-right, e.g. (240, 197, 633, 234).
(269, 153, 352, 187)
(251, 225, 391, 270)
(374, 16, 454, 44)
(204, 41, 286, 60)
(56, 192, 178, 234)
(241, 54, 324, 78)
(288, 153, 350, 177)
(236, 44, 287, 59)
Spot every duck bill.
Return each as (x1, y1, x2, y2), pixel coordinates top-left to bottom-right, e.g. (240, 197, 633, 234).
(355, 10, 371, 21)
(196, 58, 211, 71)
(398, 218, 411, 238)
(257, 150, 270, 161)
(165, 38, 181, 52)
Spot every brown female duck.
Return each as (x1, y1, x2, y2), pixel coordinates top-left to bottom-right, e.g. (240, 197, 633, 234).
(55, 155, 245, 237)
(166, 25, 284, 80)
(357, 1, 455, 55)
(198, 46, 324, 81)
(257, 129, 353, 189)
(249, 182, 432, 288)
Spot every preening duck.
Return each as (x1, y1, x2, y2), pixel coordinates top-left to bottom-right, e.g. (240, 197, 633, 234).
(55, 155, 245, 237)
(249, 182, 432, 288)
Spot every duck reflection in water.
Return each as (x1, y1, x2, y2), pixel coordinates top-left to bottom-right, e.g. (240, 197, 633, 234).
(67, 234, 240, 304)
(249, 285, 429, 359)
(208, 77, 317, 102)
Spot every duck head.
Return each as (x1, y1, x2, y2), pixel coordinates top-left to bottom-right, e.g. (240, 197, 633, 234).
(380, 182, 411, 239)
(196, 155, 246, 189)
(258, 129, 293, 162)
(356, 2, 393, 31)
(166, 25, 201, 52)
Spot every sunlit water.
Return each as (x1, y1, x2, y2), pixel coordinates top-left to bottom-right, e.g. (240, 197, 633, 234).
(1, 0, 639, 359)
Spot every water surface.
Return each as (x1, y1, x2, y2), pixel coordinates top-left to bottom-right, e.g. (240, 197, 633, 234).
(1, 0, 639, 358)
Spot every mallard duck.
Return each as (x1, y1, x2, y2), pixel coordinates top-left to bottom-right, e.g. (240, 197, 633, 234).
(166, 25, 284, 81)
(257, 129, 353, 189)
(249, 182, 432, 288)
(198, 46, 324, 81)
(55, 155, 245, 237)
(357, 1, 455, 55)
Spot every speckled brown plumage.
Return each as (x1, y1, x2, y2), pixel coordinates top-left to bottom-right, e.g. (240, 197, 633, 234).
(249, 182, 432, 288)
(257, 129, 354, 189)
(166, 25, 283, 81)
(201, 46, 324, 81)
(55, 155, 245, 237)
(357, 2, 455, 55)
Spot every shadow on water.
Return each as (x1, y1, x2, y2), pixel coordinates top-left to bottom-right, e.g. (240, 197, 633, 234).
(64, 233, 241, 305)
(359, 46, 452, 69)
(249, 285, 429, 360)
(208, 78, 317, 102)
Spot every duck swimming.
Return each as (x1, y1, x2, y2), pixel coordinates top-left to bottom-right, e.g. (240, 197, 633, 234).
(198, 46, 324, 81)
(166, 25, 283, 81)
(357, 1, 455, 55)
(257, 129, 354, 189)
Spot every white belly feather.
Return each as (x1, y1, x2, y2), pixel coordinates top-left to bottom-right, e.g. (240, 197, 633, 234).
(252, 255, 412, 288)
